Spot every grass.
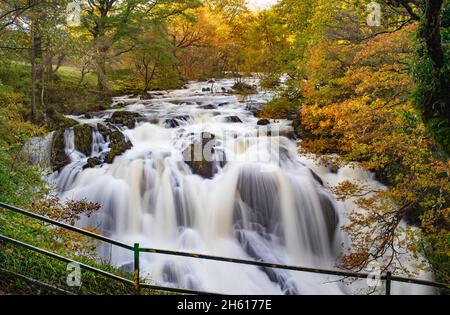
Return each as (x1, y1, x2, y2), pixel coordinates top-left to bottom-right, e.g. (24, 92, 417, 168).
(0, 210, 166, 295)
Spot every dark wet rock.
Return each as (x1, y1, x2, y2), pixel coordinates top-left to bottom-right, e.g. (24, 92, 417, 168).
(50, 129, 70, 172)
(199, 104, 217, 110)
(202, 87, 211, 92)
(108, 111, 142, 129)
(164, 116, 191, 128)
(257, 119, 271, 126)
(84, 113, 93, 119)
(318, 192, 339, 244)
(97, 123, 112, 139)
(309, 169, 324, 186)
(207, 79, 215, 84)
(183, 132, 220, 179)
(105, 131, 132, 164)
(224, 116, 242, 123)
(218, 102, 229, 107)
(83, 157, 102, 169)
(73, 124, 94, 156)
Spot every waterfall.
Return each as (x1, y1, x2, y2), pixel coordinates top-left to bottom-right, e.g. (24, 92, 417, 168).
(44, 79, 434, 295)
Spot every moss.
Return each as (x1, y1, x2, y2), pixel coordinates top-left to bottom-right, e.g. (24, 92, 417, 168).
(105, 131, 132, 164)
(50, 130, 70, 172)
(230, 82, 258, 95)
(73, 124, 94, 156)
(109, 111, 142, 129)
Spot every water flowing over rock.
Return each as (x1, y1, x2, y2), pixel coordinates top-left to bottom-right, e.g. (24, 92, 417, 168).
(183, 132, 221, 179)
(104, 130, 132, 164)
(108, 111, 142, 129)
(37, 78, 431, 295)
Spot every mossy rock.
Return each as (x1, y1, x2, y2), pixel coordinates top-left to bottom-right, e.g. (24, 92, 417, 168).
(48, 112, 78, 130)
(83, 157, 102, 170)
(108, 111, 142, 129)
(50, 130, 70, 172)
(73, 124, 94, 156)
(97, 123, 113, 138)
(230, 82, 258, 95)
(104, 131, 132, 164)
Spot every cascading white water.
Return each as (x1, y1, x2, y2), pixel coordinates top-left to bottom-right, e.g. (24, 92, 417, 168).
(48, 79, 435, 295)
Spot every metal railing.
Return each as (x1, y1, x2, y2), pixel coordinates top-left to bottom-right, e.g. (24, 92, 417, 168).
(0, 202, 448, 295)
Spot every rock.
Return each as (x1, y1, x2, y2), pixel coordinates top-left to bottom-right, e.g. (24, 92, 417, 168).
(318, 192, 340, 245)
(48, 111, 78, 130)
(309, 169, 324, 186)
(73, 124, 94, 156)
(84, 113, 93, 119)
(109, 111, 142, 129)
(164, 116, 191, 128)
(183, 132, 221, 179)
(257, 119, 271, 126)
(224, 116, 243, 123)
(208, 79, 215, 84)
(97, 123, 112, 138)
(50, 129, 70, 172)
(83, 157, 102, 169)
(199, 104, 217, 110)
(231, 82, 258, 95)
(105, 131, 132, 164)
(246, 102, 264, 116)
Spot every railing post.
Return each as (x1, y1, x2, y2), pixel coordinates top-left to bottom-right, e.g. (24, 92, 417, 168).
(133, 243, 140, 295)
(385, 271, 392, 295)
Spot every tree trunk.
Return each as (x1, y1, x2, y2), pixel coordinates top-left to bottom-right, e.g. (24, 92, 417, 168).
(96, 53, 109, 93)
(30, 11, 37, 122)
(415, 0, 450, 155)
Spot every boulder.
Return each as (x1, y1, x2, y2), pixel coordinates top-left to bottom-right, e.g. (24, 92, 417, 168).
(231, 82, 257, 95)
(97, 123, 113, 138)
(224, 116, 242, 123)
(199, 104, 217, 110)
(73, 124, 94, 156)
(257, 119, 271, 126)
(109, 111, 142, 129)
(104, 131, 132, 164)
(164, 116, 191, 128)
(183, 132, 220, 179)
(83, 157, 102, 169)
(48, 111, 78, 130)
(50, 129, 70, 172)
(318, 192, 340, 245)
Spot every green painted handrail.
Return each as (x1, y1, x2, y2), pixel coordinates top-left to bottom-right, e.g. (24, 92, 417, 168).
(1, 201, 448, 295)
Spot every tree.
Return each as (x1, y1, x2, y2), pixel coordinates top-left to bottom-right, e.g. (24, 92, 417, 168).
(80, 0, 200, 93)
(366, 0, 450, 156)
